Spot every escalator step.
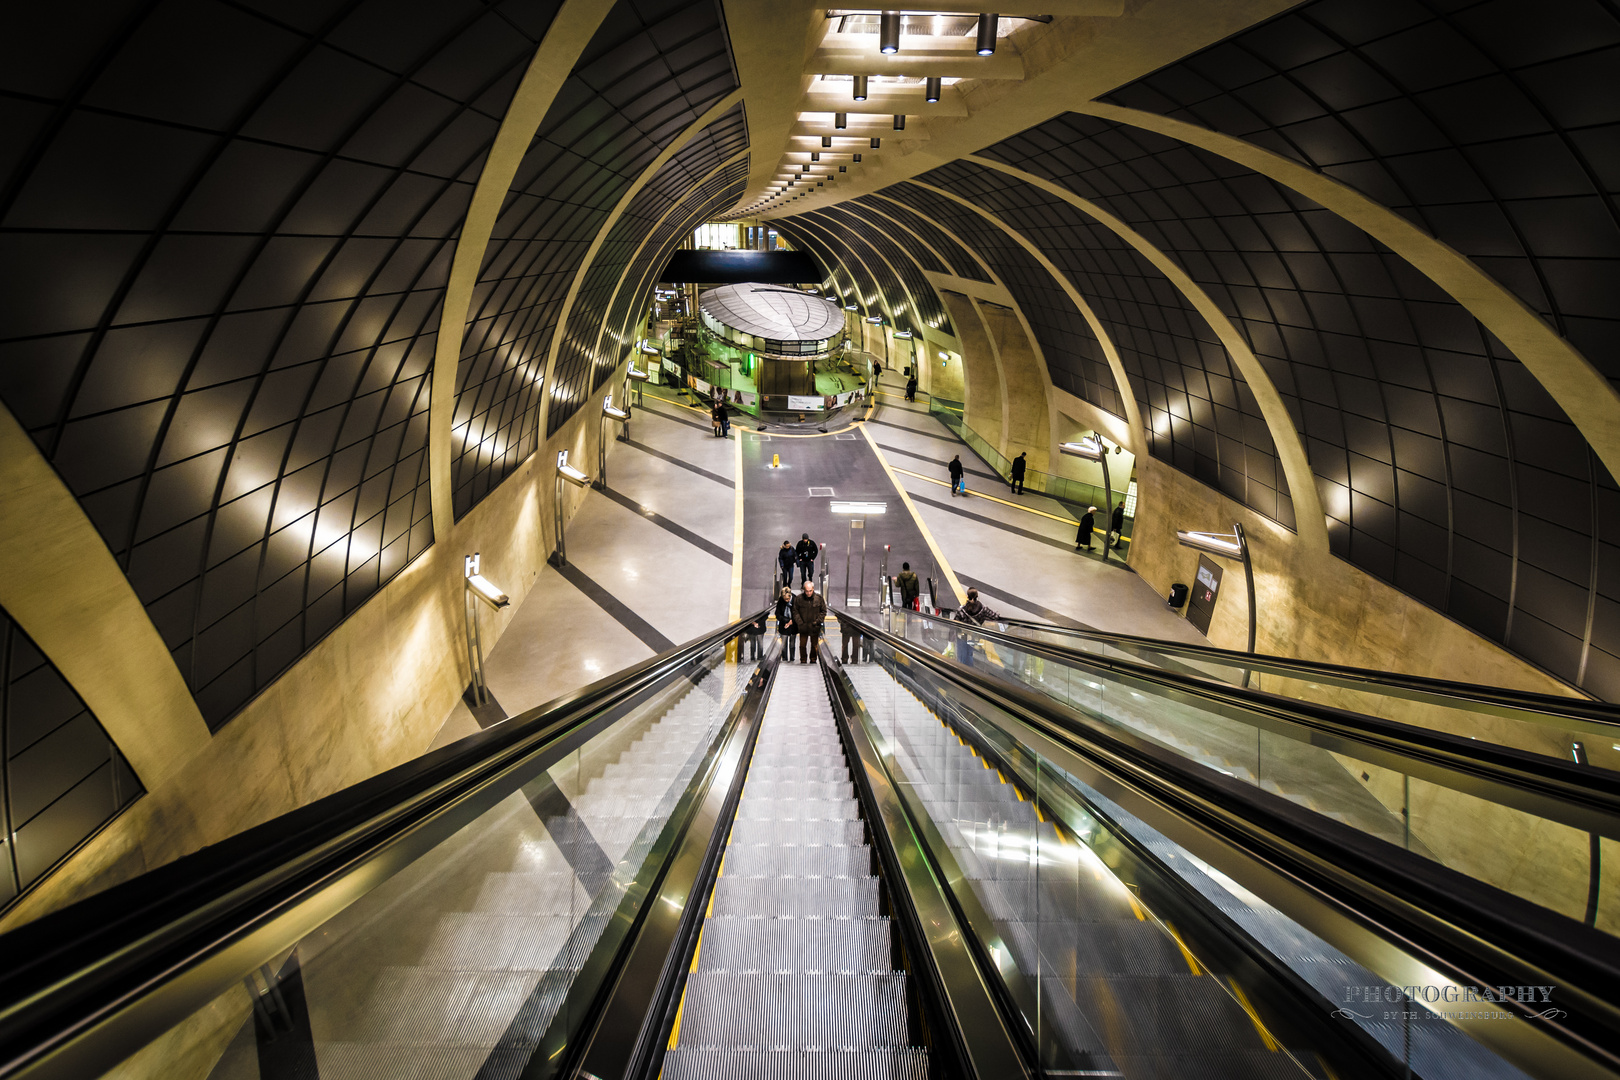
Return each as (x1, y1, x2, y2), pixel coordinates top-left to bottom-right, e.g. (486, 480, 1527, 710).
(675, 972, 912, 1048)
(661, 1047, 930, 1079)
(721, 843, 871, 877)
(696, 917, 893, 973)
(728, 819, 866, 846)
(709, 876, 881, 917)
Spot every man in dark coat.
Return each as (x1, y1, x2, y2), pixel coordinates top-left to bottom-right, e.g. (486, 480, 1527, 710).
(1076, 505, 1097, 552)
(905, 374, 918, 401)
(895, 562, 921, 610)
(777, 540, 796, 587)
(948, 454, 964, 496)
(1110, 502, 1125, 549)
(795, 533, 819, 585)
(791, 581, 827, 663)
(1010, 452, 1027, 495)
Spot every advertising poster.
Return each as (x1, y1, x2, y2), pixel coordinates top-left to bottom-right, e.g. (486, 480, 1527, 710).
(786, 394, 824, 411)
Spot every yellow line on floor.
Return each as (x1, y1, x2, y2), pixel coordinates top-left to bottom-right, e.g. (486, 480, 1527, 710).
(729, 435, 744, 621)
(859, 424, 967, 605)
(888, 466, 1082, 527)
(875, 390, 960, 413)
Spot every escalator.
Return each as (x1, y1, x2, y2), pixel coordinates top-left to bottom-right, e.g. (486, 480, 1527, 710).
(2, 608, 1620, 1080)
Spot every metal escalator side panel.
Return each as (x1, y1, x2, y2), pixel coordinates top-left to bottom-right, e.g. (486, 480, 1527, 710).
(820, 647, 1034, 1080)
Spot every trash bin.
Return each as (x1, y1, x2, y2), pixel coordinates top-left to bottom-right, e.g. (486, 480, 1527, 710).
(1168, 582, 1189, 609)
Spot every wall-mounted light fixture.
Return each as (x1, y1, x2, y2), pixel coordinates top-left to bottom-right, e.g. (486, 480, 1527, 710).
(853, 153, 863, 163)
(865, 315, 884, 324)
(551, 449, 591, 567)
(893, 114, 905, 130)
(839, 165, 847, 173)
(811, 151, 821, 161)
(925, 77, 941, 103)
(626, 360, 650, 406)
(599, 392, 631, 486)
(821, 135, 832, 147)
(870, 137, 881, 149)
(1176, 523, 1255, 671)
(463, 553, 509, 706)
(835, 112, 848, 129)
(853, 75, 869, 100)
(976, 13, 999, 55)
(879, 10, 900, 53)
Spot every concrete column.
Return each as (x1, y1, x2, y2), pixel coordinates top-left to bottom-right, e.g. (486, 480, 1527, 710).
(972, 297, 1052, 472)
(940, 290, 1001, 444)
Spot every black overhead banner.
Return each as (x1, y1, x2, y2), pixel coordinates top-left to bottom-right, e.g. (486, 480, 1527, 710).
(660, 250, 823, 284)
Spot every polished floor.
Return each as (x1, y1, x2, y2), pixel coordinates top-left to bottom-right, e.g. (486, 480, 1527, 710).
(429, 370, 1206, 747)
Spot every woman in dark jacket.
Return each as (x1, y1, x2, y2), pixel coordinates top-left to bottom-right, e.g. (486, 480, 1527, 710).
(1076, 506, 1097, 551)
(775, 587, 796, 643)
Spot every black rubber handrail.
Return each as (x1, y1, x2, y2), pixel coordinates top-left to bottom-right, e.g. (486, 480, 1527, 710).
(888, 608, 1620, 840)
(0, 609, 771, 1080)
(978, 611, 1618, 732)
(834, 609, 1620, 1079)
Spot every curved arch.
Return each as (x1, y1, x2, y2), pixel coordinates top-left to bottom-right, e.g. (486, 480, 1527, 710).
(425, 0, 619, 536)
(1075, 101, 1620, 497)
(962, 154, 1331, 553)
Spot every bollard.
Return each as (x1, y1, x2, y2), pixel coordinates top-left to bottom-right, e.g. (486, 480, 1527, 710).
(772, 453, 780, 468)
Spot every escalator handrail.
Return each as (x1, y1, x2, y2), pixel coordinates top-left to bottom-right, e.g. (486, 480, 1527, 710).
(976, 610, 1617, 734)
(0, 608, 772, 1080)
(890, 607, 1620, 839)
(834, 609, 1620, 1078)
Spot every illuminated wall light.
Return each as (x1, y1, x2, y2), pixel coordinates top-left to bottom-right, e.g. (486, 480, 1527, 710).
(821, 135, 832, 148)
(893, 114, 905, 131)
(839, 165, 847, 173)
(852, 75, 868, 101)
(835, 112, 848, 129)
(976, 13, 999, 55)
(870, 137, 881, 149)
(811, 151, 821, 161)
(925, 77, 941, 103)
(853, 153, 863, 163)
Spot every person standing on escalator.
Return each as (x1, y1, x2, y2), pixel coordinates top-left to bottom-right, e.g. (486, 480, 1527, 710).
(895, 562, 921, 611)
(792, 581, 827, 663)
(951, 587, 1000, 667)
(775, 586, 796, 652)
(794, 533, 819, 586)
(776, 540, 796, 589)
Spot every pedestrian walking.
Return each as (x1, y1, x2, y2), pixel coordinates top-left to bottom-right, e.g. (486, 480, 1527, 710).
(948, 454, 965, 496)
(717, 397, 731, 437)
(792, 581, 827, 663)
(895, 562, 921, 610)
(1010, 452, 1027, 495)
(709, 400, 722, 437)
(776, 540, 796, 589)
(1110, 502, 1125, 549)
(795, 532, 820, 585)
(905, 374, 918, 402)
(873, 359, 882, 382)
(1076, 505, 1097, 552)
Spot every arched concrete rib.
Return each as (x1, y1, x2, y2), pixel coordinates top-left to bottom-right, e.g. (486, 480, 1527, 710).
(907, 180, 1150, 455)
(424, 0, 623, 537)
(962, 154, 1331, 554)
(1075, 101, 1620, 494)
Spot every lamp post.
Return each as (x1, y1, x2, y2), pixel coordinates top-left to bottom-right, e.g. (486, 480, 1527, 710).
(598, 394, 630, 489)
(463, 553, 509, 706)
(1059, 437, 1113, 555)
(550, 449, 592, 568)
(1176, 523, 1256, 679)
(630, 351, 654, 406)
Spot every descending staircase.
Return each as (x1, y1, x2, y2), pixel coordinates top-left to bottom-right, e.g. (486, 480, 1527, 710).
(664, 662, 929, 1079)
(844, 666, 1307, 1079)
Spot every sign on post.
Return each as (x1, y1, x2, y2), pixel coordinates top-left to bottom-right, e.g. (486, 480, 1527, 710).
(1186, 555, 1223, 636)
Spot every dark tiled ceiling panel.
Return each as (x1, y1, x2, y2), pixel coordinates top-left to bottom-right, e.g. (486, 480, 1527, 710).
(585, 103, 748, 393)
(778, 216, 881, 313)
(797, 211, 916, 329)
(859, 195, 993, 283)
(981, 109, 1617, 695)
(616, 160, 751, 348)
(0, 0, 561, 726)
(537, 0, 739, 439)
(1, 606, 142, 909)
(1101, 0, 1620, 385)
(918, 161, 1292, 528)
(810, 205, 946, 333)
(880, 181, 1126, 419)
(814, 206, 953, 336)
(775, 222, 863, 306)
(836, 201, 946, 274)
